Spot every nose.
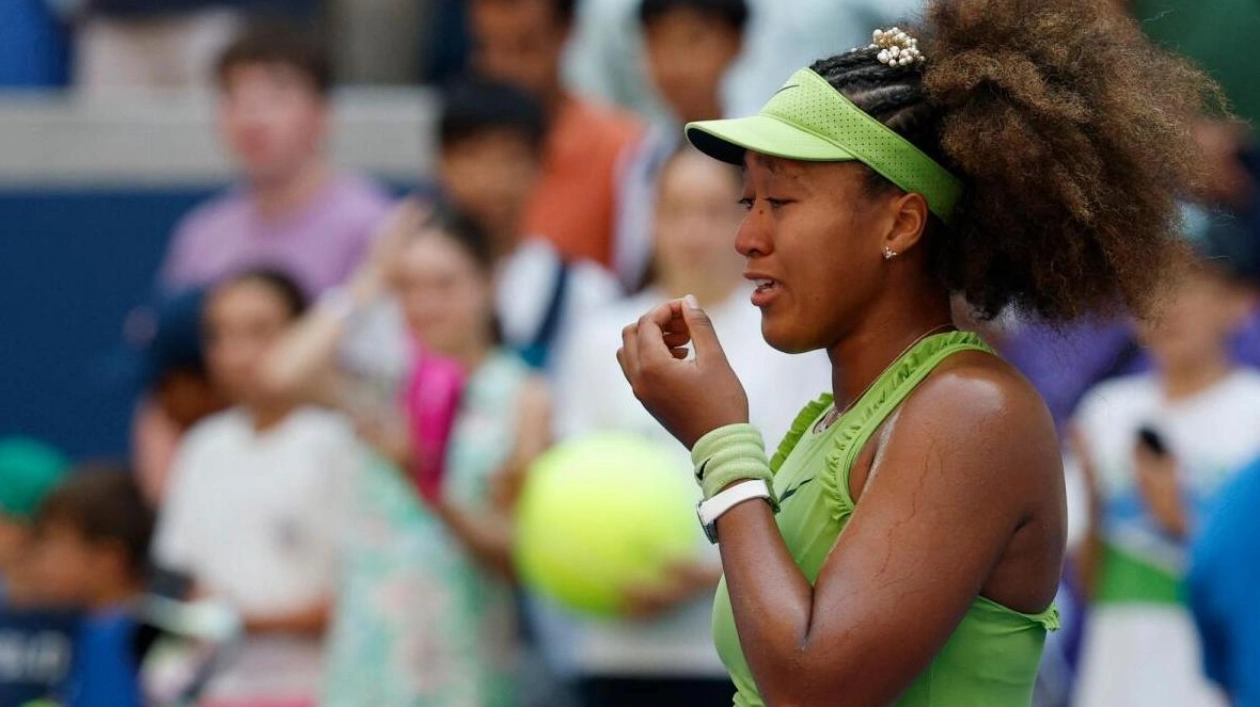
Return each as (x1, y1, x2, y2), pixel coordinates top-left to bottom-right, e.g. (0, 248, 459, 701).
(734, 207, 772, 259)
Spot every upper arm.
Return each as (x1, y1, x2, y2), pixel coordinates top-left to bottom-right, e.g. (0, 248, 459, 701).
(804, 368, 1057, 702)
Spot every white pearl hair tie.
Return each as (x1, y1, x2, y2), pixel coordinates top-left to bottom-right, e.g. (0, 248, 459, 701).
(869, 27, 924, 68)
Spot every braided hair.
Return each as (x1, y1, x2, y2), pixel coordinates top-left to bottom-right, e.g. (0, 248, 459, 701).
(812, 0, 1216, 322)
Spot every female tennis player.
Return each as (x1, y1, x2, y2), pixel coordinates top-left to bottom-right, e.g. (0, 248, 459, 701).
(616, 0, 1214, 704)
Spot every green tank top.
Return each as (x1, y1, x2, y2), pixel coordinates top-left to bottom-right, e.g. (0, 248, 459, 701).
(712, 331, 1058, 707)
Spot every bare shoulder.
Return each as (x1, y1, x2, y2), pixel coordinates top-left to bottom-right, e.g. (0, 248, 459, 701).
(889, 350, 1060, 487)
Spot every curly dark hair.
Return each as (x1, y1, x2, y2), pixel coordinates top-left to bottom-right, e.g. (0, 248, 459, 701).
(811, 0, 1216, 321)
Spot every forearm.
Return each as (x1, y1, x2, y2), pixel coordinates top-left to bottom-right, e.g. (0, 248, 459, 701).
(717, 499, 819, 687)
(437, 503, 517, 580)
(259, 306, 347, 401)
(243, 601, 330, 637)
(696, 426, 837, 703)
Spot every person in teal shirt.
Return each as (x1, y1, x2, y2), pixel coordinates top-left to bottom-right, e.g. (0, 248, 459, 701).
(614, 0, 1216, 704)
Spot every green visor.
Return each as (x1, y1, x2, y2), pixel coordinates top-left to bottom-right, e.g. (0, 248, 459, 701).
(686, 68, 963, 224)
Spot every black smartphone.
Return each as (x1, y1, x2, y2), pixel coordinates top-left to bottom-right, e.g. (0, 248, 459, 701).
(1137, 425, 1169, 458)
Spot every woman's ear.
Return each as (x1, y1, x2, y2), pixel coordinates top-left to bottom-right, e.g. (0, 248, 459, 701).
(882, 192, 931, 257)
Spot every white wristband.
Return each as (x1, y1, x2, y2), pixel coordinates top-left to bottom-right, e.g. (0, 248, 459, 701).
(696, 479, 773, 543)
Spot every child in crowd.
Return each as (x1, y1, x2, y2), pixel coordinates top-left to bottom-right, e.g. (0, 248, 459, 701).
(29, 466, 155, 707)
(1069, 235, 1260, 707)
(0, 438, 74, 706)
(157, 22, 392, 299)
(468, 0, 643, 271)
(548, 147, 829, 706)
(0, 438, 68, 607)
(322, 208, 551, 707)
(438, 78, 622, 371)
(153, 270, 363, 707)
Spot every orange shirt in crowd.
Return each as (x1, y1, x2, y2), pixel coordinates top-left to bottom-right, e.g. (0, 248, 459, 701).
(523, 95, 643, 268)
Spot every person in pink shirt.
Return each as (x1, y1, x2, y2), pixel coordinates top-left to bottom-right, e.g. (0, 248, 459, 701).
(158, 22, 392, 298)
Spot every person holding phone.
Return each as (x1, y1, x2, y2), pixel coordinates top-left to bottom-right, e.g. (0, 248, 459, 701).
(1068, 233, 1260, 707)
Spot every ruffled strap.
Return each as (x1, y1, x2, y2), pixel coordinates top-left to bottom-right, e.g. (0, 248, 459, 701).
(769, 393, 834, 474)
(818, 331, 995, 523)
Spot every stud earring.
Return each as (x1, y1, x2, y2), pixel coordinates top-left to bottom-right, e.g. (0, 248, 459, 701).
(883, 246, 897, 260)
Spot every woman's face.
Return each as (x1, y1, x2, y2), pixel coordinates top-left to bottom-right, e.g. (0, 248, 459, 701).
(396, 230, 494, 358)
(653, 151, 745, 283)
(737, 154, 896, 353)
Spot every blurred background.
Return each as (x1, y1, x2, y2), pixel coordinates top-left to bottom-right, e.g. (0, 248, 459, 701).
(0, 0, 1257, 706)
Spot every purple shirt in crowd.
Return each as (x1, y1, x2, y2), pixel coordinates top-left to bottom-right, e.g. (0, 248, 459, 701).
(159, 172, 393, 297)
(1004, 312, 1260, 430)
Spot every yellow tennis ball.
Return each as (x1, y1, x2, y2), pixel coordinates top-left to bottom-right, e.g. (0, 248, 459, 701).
(515, 434, 702, 616)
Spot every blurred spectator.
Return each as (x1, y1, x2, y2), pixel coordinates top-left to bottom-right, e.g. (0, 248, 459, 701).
(74, 0, 316, 93)
(615, 0, 749, 290)
(438, 78, 621, 372)
(322, 208, 551, 707)
(564, 0, 924, 127)
(1066, 248, 1260, 707)
(1189, 453, 1260, 707)
(1007, 207, 1260, 431)
(0, 439, 73, 706)
(30, 466, 155, 707)
(124, 288, 228, 505)
(546, 148, 829, 707)
(158, 22, 393, 299)
(0, 438, 69, 606)
(469, 0, 644, 270)
(0, 0, 71, 88)
(153, 270, 362, 706)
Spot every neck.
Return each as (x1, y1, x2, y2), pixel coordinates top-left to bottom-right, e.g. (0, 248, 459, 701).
(248, 400, 295, 432)
(450, 334, 494, 373)
(678, 92, 723, 124)
(1160, 353, 1232, 401)
(252, 158, 329, 219)
(540, 84, 567, 119)
(827, 280, 955, 409)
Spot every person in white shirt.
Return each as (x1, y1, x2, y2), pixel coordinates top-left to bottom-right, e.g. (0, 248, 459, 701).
(546, 147, 830, 706)
(154, 269, 363, 707)
(1067, 250, 1260, 707)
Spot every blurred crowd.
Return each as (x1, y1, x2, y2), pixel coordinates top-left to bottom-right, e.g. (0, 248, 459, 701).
(1, 1, 1259, 706)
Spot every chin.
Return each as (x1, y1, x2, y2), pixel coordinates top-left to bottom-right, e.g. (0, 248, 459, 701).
(760, 320, 816, 355)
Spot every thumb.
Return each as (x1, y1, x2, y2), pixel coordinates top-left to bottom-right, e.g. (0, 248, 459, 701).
(681, 295, 721, 361)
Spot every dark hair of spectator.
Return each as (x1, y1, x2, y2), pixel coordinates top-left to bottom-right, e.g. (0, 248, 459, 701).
(37, 465, 155, 580)
(220, 269, 310, 321)
(474, 0, 577, 24)
(215, 20, 333, 96)
(426, 204, 498, 275)
(439, 77, 548, 154)
(810, 0, 1218, 321)
(639, 0, 750, 32)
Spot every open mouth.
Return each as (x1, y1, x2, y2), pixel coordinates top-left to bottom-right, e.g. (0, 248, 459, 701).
(752, 278, 778, 293)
